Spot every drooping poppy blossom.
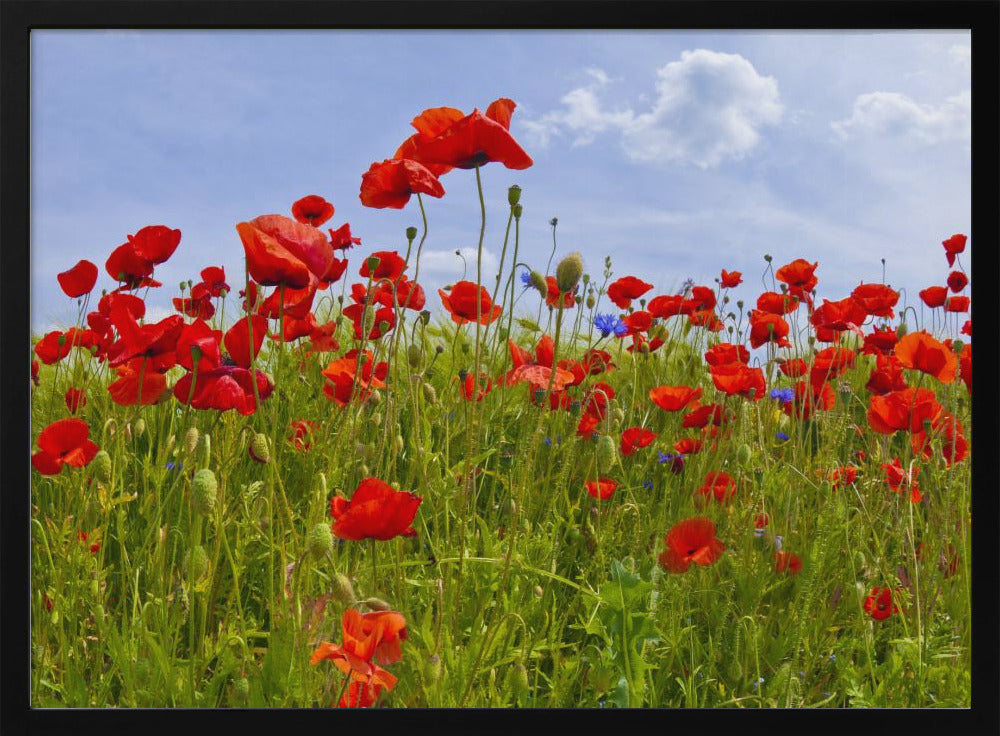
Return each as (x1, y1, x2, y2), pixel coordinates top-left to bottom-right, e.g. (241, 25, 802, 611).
(64, 387, 87, 413)
(720, 270, 742, 288)
(360, 159, 446, 209)
(649, 385, 702, 412)
(942, 233, 966, 267)
(774, 551, 803, 574)
(919, 285, 948, 308)
(291, 195, 335, 226)
(658, 517, 726, 573)
(748, 310, 790, 349)
(236, 214, 333, 290)
(756, 291, 799, 316)
(851, 283, 899, 318)
(883, 458, 923, 503)
(606, 276, 654, 310)
(439, 281, 502, 325)
(31, 418, 100, 475)
(775, 258, 819, 300)
(894, 331, 957, 383)
(946, 271, 968, 293)
(620, 427, 657, 457)
(585, 478, 618, 500)
(864, 587, 900, 621)
(696, 470, 738, 505)
(408, 108, 533, 171)
(704, 343, 750, 367)
(57, 260, 99, 298)
(329, 477, 422, 542)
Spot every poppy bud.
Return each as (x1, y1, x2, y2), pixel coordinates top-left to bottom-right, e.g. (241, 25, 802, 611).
(233, 677, 250, 701)
(508, 185, 522, 207)
(533, 585, 544, 597)
(640, 343, 650, 354)
(513, 204, 523, 219)
(306, 522, 334, 561)
(586, 294, 596, 309)
(407, 344, 423, 368)
(612, 408, 625, 425)
(737, 444, 752, 465)
(506, 664, 530, 701)
(528, 270, 547, 296)
(426, 655, 443, 686)
(853, 551, 866, 570)
(896, 322, 908, 338)
(406, 226, 418, 241)
(764, 254, 773, 262)
(133, 418, 146, 438)
(184, 545, 210, 582)
(363, 597, 391, 612)
(395, 435, 405, 454)
(331, 572, 357, 605)
(360, 464, 370, 477)
(183, 427, 199, 456)
(555, 252, 584, 295)
(190, 468, 218, 517)
(378, 320, 391, 334)
(461, 343, 470, 354)
(369, 390, 382, 406)
(248, 432, 270, 464)
(317, 472, 328, 499)
(92, 450, 112, 484)
(423, 383, 437, 405)
(951, 339, 964, 354)
(596, 435, 617, 471)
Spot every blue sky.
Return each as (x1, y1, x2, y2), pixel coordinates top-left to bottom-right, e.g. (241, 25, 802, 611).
(31, 30, 971, 334)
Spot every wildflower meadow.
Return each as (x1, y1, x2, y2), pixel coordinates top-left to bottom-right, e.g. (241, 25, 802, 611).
(29, 96, 972, 709)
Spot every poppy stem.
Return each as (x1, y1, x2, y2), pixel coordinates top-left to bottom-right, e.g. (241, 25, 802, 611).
(411, 193, 430, 287)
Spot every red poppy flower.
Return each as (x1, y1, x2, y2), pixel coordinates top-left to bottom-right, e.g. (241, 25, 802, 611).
(174, 365, 273, 416)
(372, 276, 426, 311)
(810, 347, 856, 385)
(355, 610, 409, 666)
(581, 348, 615, 375)
(359, 250, 407, 283)
(57, 260, 99, 298)
(946, 271, 968, 293)
(696, 470, 738, 505)
(911, 413, 968, 467)
(674, 437, 703, 455)
(236, 214, 333, 290)
(107, 310, 184, 371)
(647, 294, 684, 319)
(224, 315, 268, 368)
(105, 241, 157, 288)
(649, 385, 702, 412)
(271, 312, 318, 343)
(944, 295, 969, 313)
(585, 478, 618, 500)
(959, 343, 970, 393)
(107, 358, 170, 406)
(607, 276, 654, 310)
(409, 108, 533, 171)
(31, 359, 40, 387)
(683, 403, 733, 428)
(688, 309, 724, 332)
(775, 258, 818, 299)
(720, 269, 742, 288)
(825, 465, 859, 489)
(851, 283, 899, 318)
(861, 326, 899, 356)
(918, 287, 951, 313)
(581, 382, 615, 420)
(811, 297, 866, 340)
(439, 281, 502, 325)
(784, 380, 835, 421)
(756, 291, 799, 315)
(328, 222, 362, 252)
(867, 387, 942, 435)
(258, 282, 318, 320)
(33, 331, 74, 365)
(680, 286, 717, 315)
(863, 587, 900, 621)
(321, 351, 388, 406)
(704, 343, 750, 367)
(31, 418, 100, 475)
(865, 353, 908, 395)
(942, 233, 966, 267)
(288, 419, 318, 451)
(774, 551, 803, 574)
(710, 363, 766, 401)
(621, 310, 653, 335)
(197, 265, 228, 297)
(173, 294, 215, 320)
(329, 477, 422, 542)
(360, 159, 446, 209)
(749, 310, 790, 349)
(342, 302, 396, 341)
(894, 331, 957, 383)
(658, 517, 725, 573)
(129, 225, 182, 265)
(310, 608, 400, 697)
(291, 195, 335, 226)
(778, 357, 808, 378)
(460, 372, 493, 402)
(318, 256, 350, 290)
(620, 427, 657, 457)
(883, 458, 922, 503)
(544, 276, 577, 309)
(64, 387, 87, 413)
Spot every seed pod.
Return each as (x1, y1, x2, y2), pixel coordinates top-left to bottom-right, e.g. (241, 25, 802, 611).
(422, 383, 438, 405)
(92, 450, 112, 484)
(405, 226, 418, 241)
(360, 464, 370, 477)
(190, 469, 218, 516)
(184, 427, 200, 456)
(407, 344, 423, 369)
(507, 185, 522, 207)
(331, 573, 357, 605)
(248, 433, 270, 464)
(586, 294, 596, 309)
(555, 252, 584, 294)
(306, 523, 334, 561)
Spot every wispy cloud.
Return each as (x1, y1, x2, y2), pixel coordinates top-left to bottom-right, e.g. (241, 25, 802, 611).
(522, 50, 784, 169)
(830, 90, 971, 145)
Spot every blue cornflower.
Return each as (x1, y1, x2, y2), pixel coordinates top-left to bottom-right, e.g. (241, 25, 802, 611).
(594, 313, 627, 338)
(520, 269, 532, 289)
(752, 676, 765, 691)
(543, 437, 552, 447)
(774, 535, 783, 551)
(642, 479, 654, 491)
(770, 387, 795, 404)
(776, 431, 790, 442)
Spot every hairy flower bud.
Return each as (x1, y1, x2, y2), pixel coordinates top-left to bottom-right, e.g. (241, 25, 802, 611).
(306, 522, 334, 561)
(183, 545, 210, 582)
(92, 450, 112, 484)
(529, 270, 547, 297)
(555, 252, 584, 295)
(423, 383, 438, 405)
(132, 418, 146, 438)
(407, 344, 423, 369)
(184, 427, 199, 456)
(190, 468, 218, 517)
(596, 434, 617, 471)
(248, 432, 270, 464)
(331, 572, 357, 605)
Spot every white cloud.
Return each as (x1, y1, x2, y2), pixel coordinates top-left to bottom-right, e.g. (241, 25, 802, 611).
(831, 90, 971, 144)
(416, 247, 499, 283)
(949, 44, 971, 69)
(521, 50, 783, 168)
(622, 50, 783, 168)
